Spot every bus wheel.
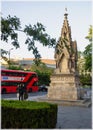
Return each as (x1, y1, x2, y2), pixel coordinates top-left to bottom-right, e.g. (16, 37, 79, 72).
(2, 89, 6, 94)
(29, 88, 32, 93)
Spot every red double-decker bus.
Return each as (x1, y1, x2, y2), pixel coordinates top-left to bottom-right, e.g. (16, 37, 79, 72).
(1, 69, 39, 94)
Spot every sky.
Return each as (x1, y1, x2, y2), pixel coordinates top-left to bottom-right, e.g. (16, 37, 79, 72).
(1, 0, 92, 60)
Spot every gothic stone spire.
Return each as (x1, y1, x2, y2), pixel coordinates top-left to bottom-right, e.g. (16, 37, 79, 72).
(54, 10, 78, 74)
(61, 9, 72, 43)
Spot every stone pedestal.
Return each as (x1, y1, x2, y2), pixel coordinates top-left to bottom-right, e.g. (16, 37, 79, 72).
(48, 74, 82, 100)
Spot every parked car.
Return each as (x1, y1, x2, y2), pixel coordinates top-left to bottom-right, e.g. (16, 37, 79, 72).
(38, 85, 48, 92)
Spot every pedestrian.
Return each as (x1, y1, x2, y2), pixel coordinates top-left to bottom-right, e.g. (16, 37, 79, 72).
(17, 83, 24, 101)
(23, 83, 28, 100)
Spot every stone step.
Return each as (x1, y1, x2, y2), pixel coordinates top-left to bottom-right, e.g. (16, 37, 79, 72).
(37, 97, 91, 108)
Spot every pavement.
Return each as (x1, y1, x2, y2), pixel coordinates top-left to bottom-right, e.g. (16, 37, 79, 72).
(56, 105, 92, 129)
(32, 89, 92, 129)
(37, 89, 92, 129)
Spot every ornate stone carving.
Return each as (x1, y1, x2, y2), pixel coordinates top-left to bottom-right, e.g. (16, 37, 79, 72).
(54, 12, 78, 74)
(48, 10, 83, 100)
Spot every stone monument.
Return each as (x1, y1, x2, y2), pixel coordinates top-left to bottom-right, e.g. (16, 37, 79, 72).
(48, 10, 83, 100)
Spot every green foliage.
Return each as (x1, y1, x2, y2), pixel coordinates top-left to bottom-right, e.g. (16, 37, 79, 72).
(1, 100, 58, 129)
(2, 100, 52, 109)
(1, 15, 56, 65)
(7, 65, 24, 70)
(80, 74, 92, 86)
(85, 25, 92, 43)
(78, 26, 92, 73)
(30, 63, 54, 85)
(1, 49, 8, 62)
(24, 22, 56, 61)
(1, 15, 21, 48)
(24, 23, 56, 47)
(33, 58, 41, 66)
(83, 43, 92, 72)
(36, 71, 51, 86)
(83, 25, 92, 72)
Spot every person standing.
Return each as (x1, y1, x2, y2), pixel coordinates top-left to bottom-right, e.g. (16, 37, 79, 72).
(23, 83, 28, 100)
(17, 83, 24, 101)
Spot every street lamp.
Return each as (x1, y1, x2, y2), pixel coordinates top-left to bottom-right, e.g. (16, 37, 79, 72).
(9, 48, 13, 67)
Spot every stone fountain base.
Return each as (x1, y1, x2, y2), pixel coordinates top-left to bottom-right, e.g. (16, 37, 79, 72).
(48, 74, 84, 100)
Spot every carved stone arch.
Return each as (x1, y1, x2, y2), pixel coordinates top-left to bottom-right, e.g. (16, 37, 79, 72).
(63, 47, 69, 59)
(59, 53, 69, 73)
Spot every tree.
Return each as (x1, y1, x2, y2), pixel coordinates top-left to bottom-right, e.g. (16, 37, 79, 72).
(83, 43, 92, 72)
(83, 25, 92, 72)
(7, 65, 24, 70)
(1, 15, 20, 48)
(85, 25, 92, 42)
(30, 62, 54, 86)
(1, 15, 56, 65)
(78, 26, 92, 87)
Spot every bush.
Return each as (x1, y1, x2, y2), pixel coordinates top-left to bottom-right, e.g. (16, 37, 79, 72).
(80, 74, 92, 86)
(1, 100, 58, 129)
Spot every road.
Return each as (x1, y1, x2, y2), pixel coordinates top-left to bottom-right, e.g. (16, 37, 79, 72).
(1, 88, 91, 100)
(1, 91, 47, 101)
